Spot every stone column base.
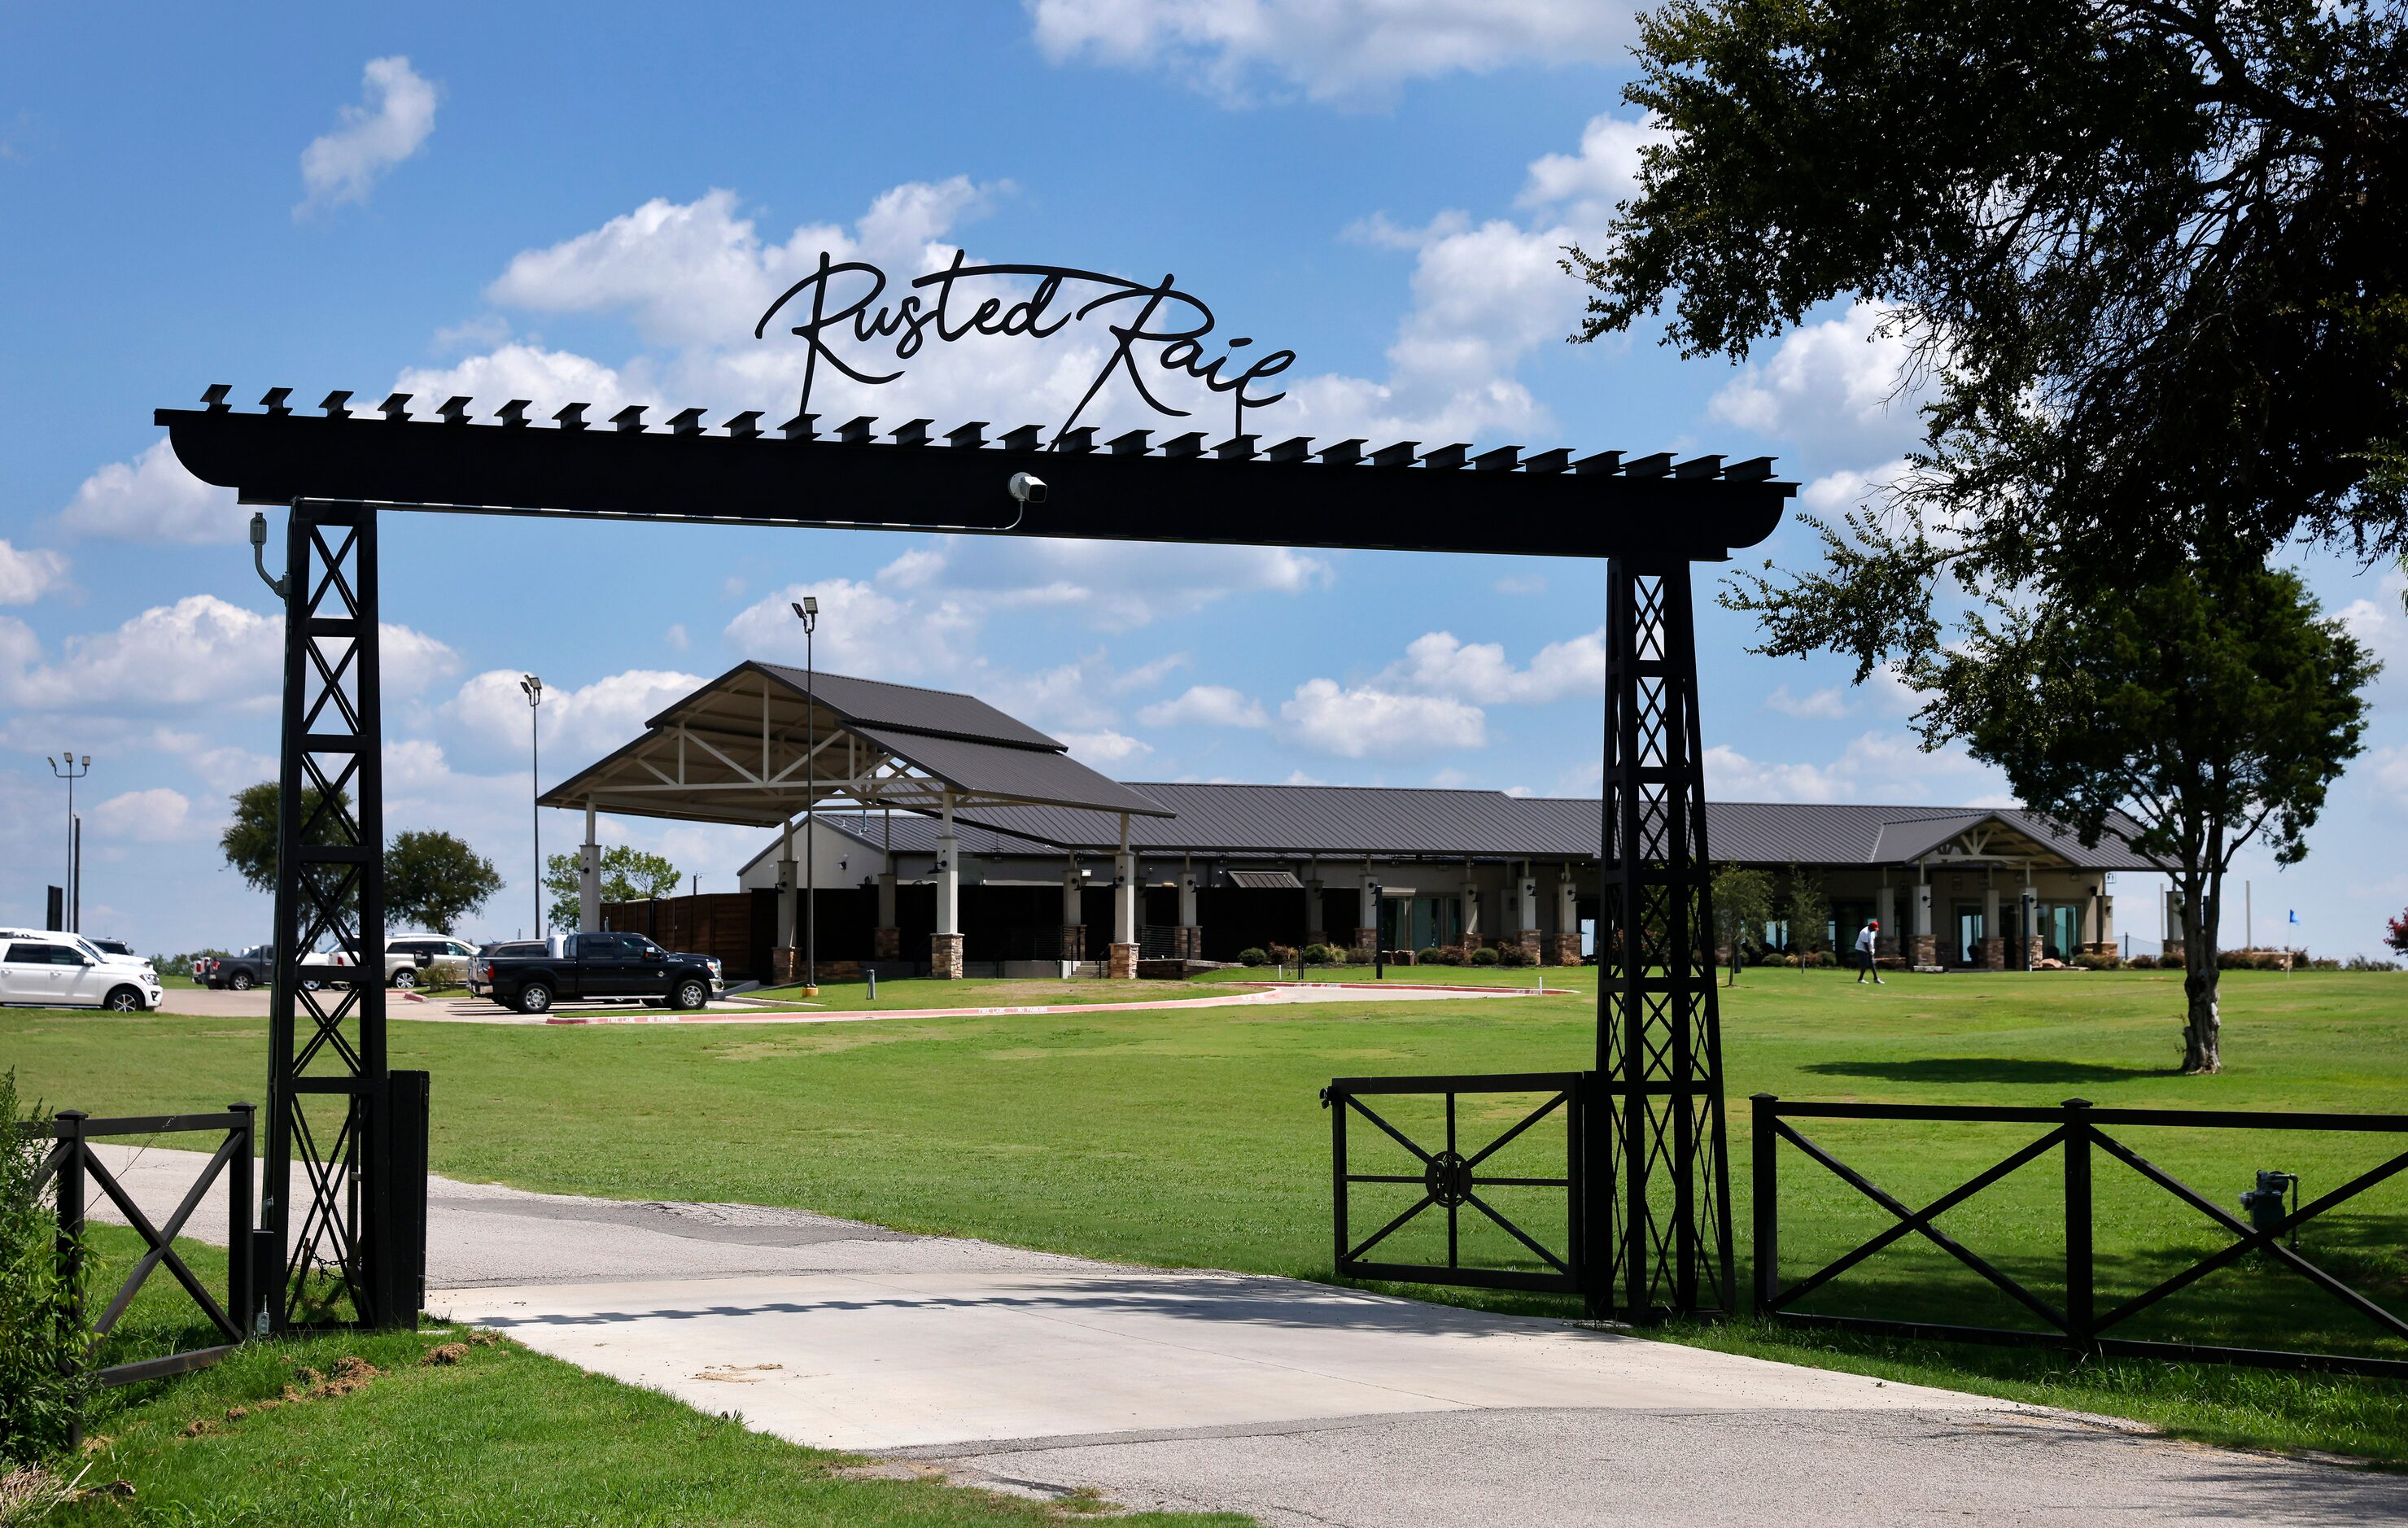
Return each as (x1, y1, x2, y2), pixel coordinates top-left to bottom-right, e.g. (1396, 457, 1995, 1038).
(1977, 937, 2005, 971)
(1514, 928, 1542, 960)
(1180, 925, 1202, 959)
(1108, 941, 1138, 980)
(1910, 933, 1938, 969)
(772, 946, 801, 984)
(1350, 928, 1375, 957)
(1057, 924, 1086, 961)
(873, 927, 899, 959)
(2161, 941, 2185, 965)
(2077, 941, 2116, 958)
(2024, 936, 2045, 967)
(1876, 936, 1899, 960)
(1545, 933, 1584, 966)
(930, 932, 964, 980)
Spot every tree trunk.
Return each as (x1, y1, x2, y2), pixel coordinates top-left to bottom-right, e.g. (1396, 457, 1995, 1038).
(2181, 871, 2221, 1074)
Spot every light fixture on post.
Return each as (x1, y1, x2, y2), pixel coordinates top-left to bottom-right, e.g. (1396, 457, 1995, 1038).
(791, 596, 820, 993)
(48, 752, 90, 932)
(519, 675, 543, 934)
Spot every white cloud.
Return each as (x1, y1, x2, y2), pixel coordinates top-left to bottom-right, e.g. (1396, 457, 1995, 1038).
(1060, 729, 1153, 765)
(723, 579, 973, 676)
(1139, 683, 1270, 728)
(1028, 0, 1634, 107)
(1765, 684, 1852, 720)
(59, 440, 242, 544)
(0, 540, 68, 604)
(2375, 746, 2408, 810)
(665, 623, 690, 652)
(888, 536, 1330, 632)
(1278, 678, 1484, 757)
(1519, 111, 1661, 228)
(90, 788, 196, 843)
(0, 595, 457, 714)
(1492, 574, 1546, 596)
(443, 666, 706, 763)
(1800, 458, 1915, 519)
(297, 55, 436, 214)
(1704, 730, 2003, 804)
(1710, 302, 1923, 458)
(1379, 627, 1602, 704)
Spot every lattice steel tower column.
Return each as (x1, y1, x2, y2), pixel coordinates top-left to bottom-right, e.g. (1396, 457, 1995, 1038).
(263, 500, 408, 1330)
(1592, 561, 1736, 1317)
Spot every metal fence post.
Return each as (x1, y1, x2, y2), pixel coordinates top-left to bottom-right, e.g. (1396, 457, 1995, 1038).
(54, 1109, 86, 1452)
(1329, 1085, 1349, 1273)
(226, 1102, 255, 1338)
(2062, 1097, 2093, 1351)
(1751, 1094, 1778, 1313)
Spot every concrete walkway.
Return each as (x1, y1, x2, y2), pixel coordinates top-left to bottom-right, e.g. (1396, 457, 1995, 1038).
(84, 1143, 2408, 1526)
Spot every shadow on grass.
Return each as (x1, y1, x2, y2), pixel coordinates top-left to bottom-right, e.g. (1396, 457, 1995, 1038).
(1801, 1056, 2173, 1085)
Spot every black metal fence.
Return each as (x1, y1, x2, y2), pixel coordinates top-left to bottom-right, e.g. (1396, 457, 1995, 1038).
(1752, 1094, 2408, 1378)
(25, 1107, 256, 1390)
(1324, 1073, 1586, 1295)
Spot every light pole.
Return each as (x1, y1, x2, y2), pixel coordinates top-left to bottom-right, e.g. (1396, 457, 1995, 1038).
(48, 753, 90, 931)
(790, 597, 819, 990)
(520, 675, 543, 934)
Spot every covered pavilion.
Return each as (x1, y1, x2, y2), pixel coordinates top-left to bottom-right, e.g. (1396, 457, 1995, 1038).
(538, 661, 1171, 978)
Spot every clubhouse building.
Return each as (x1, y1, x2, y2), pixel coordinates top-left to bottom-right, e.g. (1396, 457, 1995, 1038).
(544, 662, 2153, 981)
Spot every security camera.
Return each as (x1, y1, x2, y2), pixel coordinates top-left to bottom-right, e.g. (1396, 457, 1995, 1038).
(1008, 471, 1047, 504)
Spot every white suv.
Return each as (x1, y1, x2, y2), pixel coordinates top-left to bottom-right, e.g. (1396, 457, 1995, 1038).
(0, 928, 164, 1012)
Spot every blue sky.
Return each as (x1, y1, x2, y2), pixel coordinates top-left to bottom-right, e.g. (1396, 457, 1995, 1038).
(2, 3, 2401, 957)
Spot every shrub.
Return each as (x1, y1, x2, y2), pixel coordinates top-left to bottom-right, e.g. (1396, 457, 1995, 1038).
(2310, 958, 2341, 970)
(2072, 953, 2116, 970)
(1301, 943, 1331, 967)
(1238, 947, 1268, 967)
(1495, 943, 1532, 967)
(2217, 948, 2252, 971)
(2253, 950, 2289, 971)
(2346, 955, 2401, 971)
(1, 1069, 85, 1467)
(1469, 946, 1500, 967)
(1418, 946, 1444, 965)
(2126, 954, 2156, 970)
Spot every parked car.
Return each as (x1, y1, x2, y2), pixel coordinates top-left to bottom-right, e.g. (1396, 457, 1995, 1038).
(203, 945, 274, 990)
(383, 934, 482, 988)
(478, 932, 723, 1015)
(469, 938, 556, 999)
(87, 936, 137, 958)
(0, 932, 163, 1011)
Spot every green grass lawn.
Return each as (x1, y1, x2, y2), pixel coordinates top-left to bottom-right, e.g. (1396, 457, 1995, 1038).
(8, 967, 2406, 1463)
(39, 1228, 1241, 1526)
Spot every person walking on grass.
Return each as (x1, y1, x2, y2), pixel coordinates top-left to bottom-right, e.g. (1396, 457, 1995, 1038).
(1855, 919, 1886, 985)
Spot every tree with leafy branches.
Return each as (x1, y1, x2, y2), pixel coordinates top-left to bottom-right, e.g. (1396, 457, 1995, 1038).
(1912, 565, 2375, 1072)
(544, 845, 683, 933)
(1568, 0, 2408, 649)
(1710, 864, 1777, 985)
(1784, 865, 1831, 971)
(385, 829, 504, 935)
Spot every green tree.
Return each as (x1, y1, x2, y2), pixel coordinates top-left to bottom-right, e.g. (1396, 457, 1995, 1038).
(1914, 565, 2376, 1073)
(1784, 865, 1831, 971)
(218, 780, 352, 894)
(1710, 864, 1776, 986)
(385, 829, 504, 935)
(1567, 0, 2408, 694)
(543, 845, 683, 933)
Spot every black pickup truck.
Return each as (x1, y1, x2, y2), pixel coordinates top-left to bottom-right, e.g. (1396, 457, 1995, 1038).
(479, 932, 723, 1015)
(203, 945, 274, 990)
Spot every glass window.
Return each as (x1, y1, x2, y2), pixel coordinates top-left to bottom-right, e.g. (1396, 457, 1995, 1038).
(48, 946, 87, 966)
(4, 943, 50, 963)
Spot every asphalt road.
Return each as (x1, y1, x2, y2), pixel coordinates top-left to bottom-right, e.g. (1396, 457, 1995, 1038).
(88, 1143, 2408, 1527)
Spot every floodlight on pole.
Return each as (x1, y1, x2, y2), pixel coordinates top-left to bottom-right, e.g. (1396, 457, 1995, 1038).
(792, 597, 819, 991)
(520, 675, 543, 933)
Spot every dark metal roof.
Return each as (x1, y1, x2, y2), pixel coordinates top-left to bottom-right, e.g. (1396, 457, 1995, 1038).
(849, 724, 1171, 819)
(1507, 797, 2156, 870)
(954, 783, 1577, 857)
(793, 788, 2156, 871)
(1225, 869, 1305, 890)
(745, 666, 1061, 749)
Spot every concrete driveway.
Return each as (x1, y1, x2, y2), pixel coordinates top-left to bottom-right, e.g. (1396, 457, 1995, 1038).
(85, 1142, 2408, 1527)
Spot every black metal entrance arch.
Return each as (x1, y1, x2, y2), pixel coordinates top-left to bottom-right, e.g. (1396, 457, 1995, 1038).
(159, 390, 1793, 1328)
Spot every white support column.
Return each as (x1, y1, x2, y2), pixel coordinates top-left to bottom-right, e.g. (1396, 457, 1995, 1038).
(1357, 876, 1379, 940)
(934, 792, 959, 936)
(1556, 867, 1578, 942)
(579, 801, 601, 932)
(1874, 880, 1896, 958)
(1062, 858, 1085, 925)
(2100, 893, 2115, 948)
(1514, 864, 1538, 933)
(1459, 861, 1481, 947)
(1984, 880, 2002, 963)
(1113, 814, 1137, 945)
